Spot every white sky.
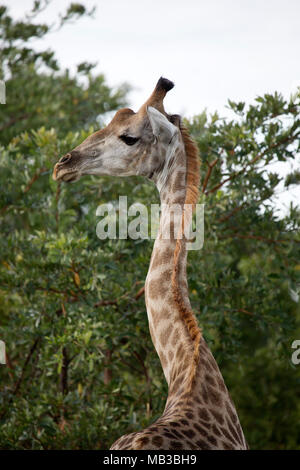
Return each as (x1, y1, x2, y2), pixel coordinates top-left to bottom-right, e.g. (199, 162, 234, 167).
(3, 0, 300, 212)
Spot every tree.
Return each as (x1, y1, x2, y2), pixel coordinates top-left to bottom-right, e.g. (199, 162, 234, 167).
(0, 2, 300, 451)
(186, 93, 300, 449)
(0, 2, 129, 143)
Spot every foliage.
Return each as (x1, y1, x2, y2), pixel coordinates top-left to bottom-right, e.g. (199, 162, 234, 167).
(186, 94, 300, 449)
(0, 2, 129, 144)
(0, 1, 300, 451)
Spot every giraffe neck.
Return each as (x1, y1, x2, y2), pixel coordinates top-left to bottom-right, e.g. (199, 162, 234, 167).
(111, 126, 248, 450)
(142, 132, 247, 449)
(145, 136, 199, 395)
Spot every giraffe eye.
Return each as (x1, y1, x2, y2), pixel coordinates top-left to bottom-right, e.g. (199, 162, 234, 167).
(119, 135, 140, 146)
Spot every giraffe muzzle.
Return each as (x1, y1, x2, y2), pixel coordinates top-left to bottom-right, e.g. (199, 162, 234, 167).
(52, 153, 80, 182)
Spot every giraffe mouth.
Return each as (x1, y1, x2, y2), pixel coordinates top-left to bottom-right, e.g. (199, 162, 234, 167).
(61, 172, 80, 183)
(53, 164, 80, 183)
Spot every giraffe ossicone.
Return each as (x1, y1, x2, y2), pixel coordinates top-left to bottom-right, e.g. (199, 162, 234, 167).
(53, 77, 248, 450)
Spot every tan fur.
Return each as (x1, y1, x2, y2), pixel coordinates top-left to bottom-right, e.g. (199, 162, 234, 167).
(171, 124, 202, 394)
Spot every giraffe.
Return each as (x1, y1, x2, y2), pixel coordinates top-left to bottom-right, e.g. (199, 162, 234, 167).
(53, 77, 248, 450)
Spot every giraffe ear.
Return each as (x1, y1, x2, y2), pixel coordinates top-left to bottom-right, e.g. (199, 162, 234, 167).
(147, 106, 178, 144)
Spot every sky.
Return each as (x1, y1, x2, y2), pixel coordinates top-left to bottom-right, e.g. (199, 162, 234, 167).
(3, 0, 300, 212)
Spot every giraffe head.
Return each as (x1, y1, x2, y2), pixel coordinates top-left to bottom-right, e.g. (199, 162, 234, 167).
(52, 77, 181, 186)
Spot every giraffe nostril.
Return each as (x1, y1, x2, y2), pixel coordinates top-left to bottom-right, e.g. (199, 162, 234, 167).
(59, 153, 72, 164)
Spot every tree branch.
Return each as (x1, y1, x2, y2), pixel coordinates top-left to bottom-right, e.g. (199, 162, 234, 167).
(205, 131, 300, 195)
(217, 203, 247, 223)
(220, 231, 299, 244)
(103, 349, 112, 385)
(134, 286, 145, 300)
(202, 158, 219, 193)
(60, 347, 69, 395)
(13, 337, 40, 396)
(0, 113, 32, 133)
(133, 350, 152, 413)
(225, 308, 254, 316)
(0, 166, 47, 215)
(0, 337, 40, 420)
(23, 167, 47, 193)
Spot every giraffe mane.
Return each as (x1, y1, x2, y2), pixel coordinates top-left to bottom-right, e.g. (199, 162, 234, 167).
(180, 124, 200, 209)
(171, 123, 202, 393)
